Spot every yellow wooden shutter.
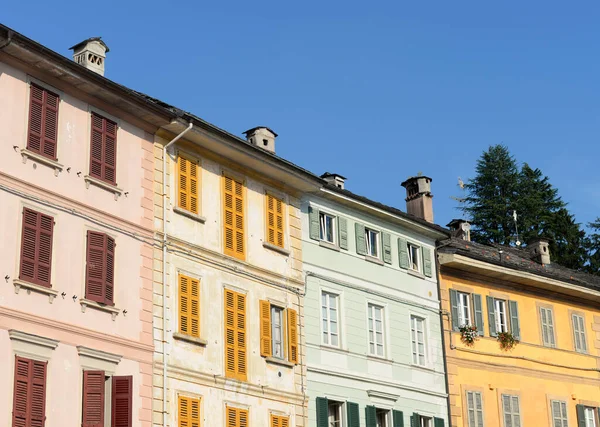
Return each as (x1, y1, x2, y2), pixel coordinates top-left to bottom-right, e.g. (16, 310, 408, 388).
(266, 194, 285, 248)
(236, 292, 247, 380)
(178, 396, 200, 427)
(260, 300, 272, 357)
(238, 408, 248, 427)
(224, 175, 245, 259)
(287, 308, 298, 364)
(178, 156, 199, 214)
(179, 274, 200, 337)
(226, 407, 248, 427)
(224, 290, 247, 381)
(271, 415, 289, 427)
(224, 289, 236, 379)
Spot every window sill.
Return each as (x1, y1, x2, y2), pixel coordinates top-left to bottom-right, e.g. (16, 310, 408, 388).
(13, 279, 57, 303)
(407, 268, 425, 279)
(410, 363, 436, 373)
(21, 149, 63, 176)
(173, 206, 206, 224)
(84, 175, 122, 201)
(319, 240, 340, 252)
(262, 242, 291, 256)
(365, 255, 384, 266)
(173, 332, 208, 346)
(320, 344, 349, 354)
(366, 354, 393, 364)
(80, 298, 120, 321)
(265, 356, 295, 368)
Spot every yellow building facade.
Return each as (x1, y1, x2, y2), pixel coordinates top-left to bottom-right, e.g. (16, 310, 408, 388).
(438, 233, 600, 427)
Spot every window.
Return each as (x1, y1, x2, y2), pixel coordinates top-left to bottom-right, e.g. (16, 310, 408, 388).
(259, 301, 298, 363)
(319, 212, 336, 244)
(458, 292, 472, 327)
(223, 175, 245, 260)
(368, 303, 385, 357)
(419, 416, 433, 427)
(270, 414, 289, 427)
(81, 371, 132, 427)
(583, 407, 597, 427)
(540, 307, 556, 347)
(321, 292, 340, 347)
(365, 228, 379, 257)
(179, 274, 200, 338)
(408, 243, 421, 272)
(27, 83, 59, 160)
(328, 401, 343, 427)
(90, 112, 117, 185)
(177, 155, 200, 214)
(19, 208, 54, 287)
(376, 408, 390, 427)
(495, 300, 508, 333)
(224, 289, 247, 381)
(573, 314, 588, 353)
(12, 356, 47, 427)
(178, 396, 201, 427)
(410, 315, 426, 366)
(226, 406, 248, 427)
(266, 194, 285, 248)
(85, 231, 115, 306)
(466, 391, 483, 427)
(501, 394, 521, 427)
(550, 400, 568, 427)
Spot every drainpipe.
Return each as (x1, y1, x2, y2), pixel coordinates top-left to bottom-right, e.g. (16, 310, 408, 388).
(162, 121, 193, 427)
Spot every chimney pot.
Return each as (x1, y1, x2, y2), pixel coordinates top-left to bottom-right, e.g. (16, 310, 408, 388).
(528, 238, 551, 265)
(447, 219, 471, 241)
(401, 175, 434, 223)
(321, 172, 347, 190)
(243, 127, 277, 153)
(69, 37, 109, 76)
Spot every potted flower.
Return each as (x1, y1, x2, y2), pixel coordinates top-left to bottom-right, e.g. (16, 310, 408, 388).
(497, 331, 518, 350)
(459, 325, 479, 347)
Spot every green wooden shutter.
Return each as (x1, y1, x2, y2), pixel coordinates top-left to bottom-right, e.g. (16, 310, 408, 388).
(316, 397, 328, 427)
(392, 410, 404, 427)
(365, 405, 376, 427)
(487, 296, 497, 337)
(346, 401, 360, 427)
(576, 405, 586, 427)
(509, 300, 520, 340)
(338, 217, 348, 250)
(449, 289, 459, 331)
(398, 237, 409, 269)
(473, 294, 484, 336)
(309, 206, 320, 240)
(355, 223, 366, 255)
(410, 413, 419, 427)
(422, 247, 432, 277)
(434, 417, 445, 427)
(382, 232, 392, 264)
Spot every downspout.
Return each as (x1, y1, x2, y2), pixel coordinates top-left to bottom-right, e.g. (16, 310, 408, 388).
(162, 122, 193, 427)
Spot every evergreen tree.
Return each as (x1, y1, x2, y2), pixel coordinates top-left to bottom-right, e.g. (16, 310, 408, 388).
(586, 218, 600, 275)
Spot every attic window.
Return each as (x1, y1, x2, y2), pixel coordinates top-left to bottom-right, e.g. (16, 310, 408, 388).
(263, 139, 268, 146)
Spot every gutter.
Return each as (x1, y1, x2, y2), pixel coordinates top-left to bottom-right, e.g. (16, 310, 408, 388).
(162, 122, 193, 427)
(0, 28, 13, 50)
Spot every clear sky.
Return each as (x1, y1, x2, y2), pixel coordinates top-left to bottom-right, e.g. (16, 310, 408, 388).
(3, 1, 599, 229)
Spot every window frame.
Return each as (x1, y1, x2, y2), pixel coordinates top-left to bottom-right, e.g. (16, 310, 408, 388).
(375, 407, 391, 427)
(365, 227, 380, 258)
(407, 242, 421, 273)
(494, 299, 509, 334)
(549, 399, 568, 427)
(410, 314, 427, 367)
(500, 393, 521, 427)
(319, 211, 336, 244)
(457, 291, 472, 327)
(270, 305, 285, 359)
(367, 303, 386, 358)
(321, 290, 341, 348)
(584, 406, 598, 427)
(327, 400, 344, 427)
(465, 390, 484, 427)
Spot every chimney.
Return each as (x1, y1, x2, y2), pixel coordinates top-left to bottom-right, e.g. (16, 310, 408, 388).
(321, 172, 346, 190)
(447, 219, 471, 241)
(69, 37, 109, 76)
(401, 175, 434, 223)
(528, 238, 551, 265)
(243, 127, 277, 154)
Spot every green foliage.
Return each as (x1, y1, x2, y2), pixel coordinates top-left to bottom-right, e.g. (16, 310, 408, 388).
(497, 331, 518, 351)
(586, 218, 600, 275)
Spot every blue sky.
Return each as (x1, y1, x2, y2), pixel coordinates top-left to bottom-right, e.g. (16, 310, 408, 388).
(3, 1, 599, 229)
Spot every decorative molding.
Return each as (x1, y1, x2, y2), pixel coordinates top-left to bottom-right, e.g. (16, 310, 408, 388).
(80, 298, 120, 321)
(262, 242, 291, 256)
(367, 390, 400, 401)
(265, 356, 295, 368)
(173, 332, 208, 347)
(20, 149, 63, 176)
(9, 330, 59, 350)
(173, 206, 206, 224)
(84, 175, 122, 201)
(77, 346, 123, 364)
(13, 279, 57, 303)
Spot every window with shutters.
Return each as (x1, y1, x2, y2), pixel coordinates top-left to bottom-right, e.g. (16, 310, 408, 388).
(178, 395, 201, 427)
(419, 417, 433, 427)
(225, 406, 248, 427)
(321, 291, 340, 347)
(259, 300, 298, 364)
(550, 400, 568, 427)
(19, 208, 54, 287)
(223, 174, 245, 260)
(177, 155, 200, 214)
(27, 83, 59, 160)
(494, 299, 509, 334)
(572, 313, 588, 353)
(407, 243, 421, 272)
(539, 306, 556, 348)
(410, 315, 427, 366)
(271, 306, 284, 358)
(582, 406, 597, 427)
(89, 112, 118, 185)
(465, 391, 484, 427)
(501, 395, 521, 427)
(81, 370, 132, 427)
(270, 414, 289, 427)
(12, 356, 47, 427)
(85, 231, 116, 306)
(319, 212, 336, 244)
(265, 193, 285, 248)
(224, 289, 247, 381)
(368, 303, 385, 357)
(457, 292, 472, 327)
(179, 274, 200, 338)
(365, 228, 380, 258)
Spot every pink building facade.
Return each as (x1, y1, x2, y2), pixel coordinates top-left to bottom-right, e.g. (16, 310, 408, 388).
(0, 27, 173, 427)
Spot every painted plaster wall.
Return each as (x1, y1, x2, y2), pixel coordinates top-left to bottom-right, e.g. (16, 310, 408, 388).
(440, 271, 600, 427)
(302, 195, 448, 426)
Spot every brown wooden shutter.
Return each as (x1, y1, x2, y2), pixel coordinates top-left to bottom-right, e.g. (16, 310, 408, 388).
(111, 376, 132, 427)
(287, 309, 298, 364)
(260, 300, 272, 357)
(12, 356, 47, 427)
(90, 113, 118, 185)
(223, 175, 245, 260)
(105, 236, 115, 305)
(12, 356, 30, 427)
(27, 84, 59, 160)
(85, 231, 115, 306)
(19, 208, 54, 287)
(82, 370, 105, 427)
